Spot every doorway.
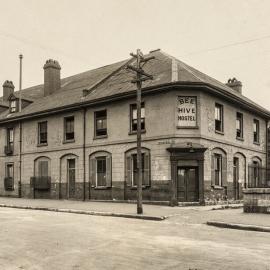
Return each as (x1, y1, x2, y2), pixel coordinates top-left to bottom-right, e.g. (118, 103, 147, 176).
(177, 167, 199, 202)
(67, 159, 76, 198)
(233, 157, 240, 200)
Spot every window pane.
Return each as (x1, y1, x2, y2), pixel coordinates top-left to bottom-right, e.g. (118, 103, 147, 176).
(215, 106, 220, 120)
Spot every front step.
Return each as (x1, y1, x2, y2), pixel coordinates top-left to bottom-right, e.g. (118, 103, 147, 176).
(178, 202, 200, 207)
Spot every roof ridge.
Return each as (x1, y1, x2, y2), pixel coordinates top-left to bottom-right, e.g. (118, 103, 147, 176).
(83, 58, 133, 97)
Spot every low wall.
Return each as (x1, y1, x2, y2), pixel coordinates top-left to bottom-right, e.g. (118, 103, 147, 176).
(243, 188, 270, 214)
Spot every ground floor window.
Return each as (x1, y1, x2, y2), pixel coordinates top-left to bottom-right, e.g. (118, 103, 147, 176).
(211, 149, 227, 187)
(126, 149, 150, 187)
(5, 163, 14, 190)
(90, 152, 112, 187)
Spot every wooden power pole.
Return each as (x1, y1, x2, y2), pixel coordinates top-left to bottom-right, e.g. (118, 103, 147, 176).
(127, 49, 155, 214)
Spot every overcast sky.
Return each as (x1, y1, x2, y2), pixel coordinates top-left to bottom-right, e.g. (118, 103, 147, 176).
(1, 0, 270, 108)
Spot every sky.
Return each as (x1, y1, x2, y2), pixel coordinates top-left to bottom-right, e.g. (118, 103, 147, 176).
(0, 0, 270, 108)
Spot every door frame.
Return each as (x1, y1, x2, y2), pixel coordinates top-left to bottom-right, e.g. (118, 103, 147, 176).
(177, 166, 199, 202)
(167, 143, 207, 206)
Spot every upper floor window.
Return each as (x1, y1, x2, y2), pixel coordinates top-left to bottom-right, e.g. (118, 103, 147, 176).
(7, 128, 14, 147)
(64, 116, 74, 141)
(10, 100, 17, 113)
(215, 103, 223, 132)
(95, 110, 107, 137)
(236, 112, 243, 139)
(38, 121, 48, 145)
(130, 103, 145, 132)
(253, 119, 260, 143)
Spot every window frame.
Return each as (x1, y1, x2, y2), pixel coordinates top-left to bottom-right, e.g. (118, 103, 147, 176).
(94, 110, 107, 138)
(214, 153, 222, 186)
(64, 116, 75, 143)
(253, 119, 260, 144)
(38, 121, 48, 145)
(130, 102, 145, 133)
(10, 99, 17, 113)
(6, 127, 14, 148)
(5, 162, 14, 191)
(95, 156, 107, 187)
(215, 103, 224, 133)
(236, 112, 243, 139)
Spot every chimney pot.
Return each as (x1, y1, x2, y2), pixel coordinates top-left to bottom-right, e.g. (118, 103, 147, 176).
(2, 80, 15, 101)
(226, 77, 242, 94)
(43, 59, 61, 96)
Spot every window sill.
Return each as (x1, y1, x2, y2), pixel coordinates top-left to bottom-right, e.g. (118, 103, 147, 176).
(37, 143, 48, 147)
(215, 130, 224, 135)
(129, 130, 146, 135)
(253, 141, 260, 146)
(211, 185, 224, 190)
(93, 135, 108, 140)
(92, 186, 111, 190)
(63, 139, 75, 144)
(130, 185, 150, 190)
(236, 137, 244, 141)
(177, 126, 199, 129)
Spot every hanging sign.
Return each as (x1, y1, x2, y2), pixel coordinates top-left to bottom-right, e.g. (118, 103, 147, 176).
(177, 96, 197, 127)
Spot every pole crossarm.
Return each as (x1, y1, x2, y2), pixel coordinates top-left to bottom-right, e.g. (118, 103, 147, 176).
(126, 65, 153, 79)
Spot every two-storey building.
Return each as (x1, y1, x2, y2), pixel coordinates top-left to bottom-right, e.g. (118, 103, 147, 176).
(0, 49, 269, 205)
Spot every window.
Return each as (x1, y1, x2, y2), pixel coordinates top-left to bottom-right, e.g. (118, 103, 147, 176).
(130, 103, 145, 132)
(214, 154, 222, 186)
(253, 119, 259, 143)
(5, 163, 14, 190)
(95, 110, 107, 137)
(236, 112, 243, 138)
(96, 157, 107, 186)
(38, 121, 47, 145)
(10, 100, 17, 113)
(7, 128, 14, 148)
(64, 116, 74, 141)
(89, 152, 112, 188)
(215, 103, 223, 132)
(126, 149, 150, 187)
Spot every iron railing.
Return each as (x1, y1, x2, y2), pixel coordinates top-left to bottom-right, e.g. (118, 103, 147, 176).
(4, 177, 14, 191)
(248, 166, 270, 188)
(30, 176, 51, 190)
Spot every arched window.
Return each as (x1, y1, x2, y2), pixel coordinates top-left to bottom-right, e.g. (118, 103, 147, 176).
(211, 148, 227, 187)
(89, 151, 112, 188)
(33, 156, 51, 190)
(125, 148, 150, 187)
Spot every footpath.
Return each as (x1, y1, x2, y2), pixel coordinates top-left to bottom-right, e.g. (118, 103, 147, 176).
(0, 197, 269, 232)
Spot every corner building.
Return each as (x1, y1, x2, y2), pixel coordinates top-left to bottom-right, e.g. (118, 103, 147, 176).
(0, 50, 269, 205)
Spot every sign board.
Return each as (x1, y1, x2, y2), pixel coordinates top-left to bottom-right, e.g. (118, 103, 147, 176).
(177, 96, 197, 127)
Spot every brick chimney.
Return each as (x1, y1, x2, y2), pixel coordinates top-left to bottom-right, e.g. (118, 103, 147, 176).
(2, 80, 15, 101)
(226, 77, 242, 94)
(43, 59, 61, 96)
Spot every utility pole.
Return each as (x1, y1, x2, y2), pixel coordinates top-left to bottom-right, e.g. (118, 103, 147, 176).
(127, 49, 155, 214)
(19, 54, 23, 112)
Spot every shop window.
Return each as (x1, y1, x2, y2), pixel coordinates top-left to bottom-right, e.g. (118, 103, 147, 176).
(130, 103, 145, 132)
(215, 103, 223, 132)
(95, 110, 107, 137)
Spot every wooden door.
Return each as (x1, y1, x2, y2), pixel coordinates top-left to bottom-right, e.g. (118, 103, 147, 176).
(67, 159, 76, 198)
(177, 167, 199, 202)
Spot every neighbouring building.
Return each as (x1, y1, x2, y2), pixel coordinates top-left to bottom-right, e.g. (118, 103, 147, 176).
(0, 49, 269, 205)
